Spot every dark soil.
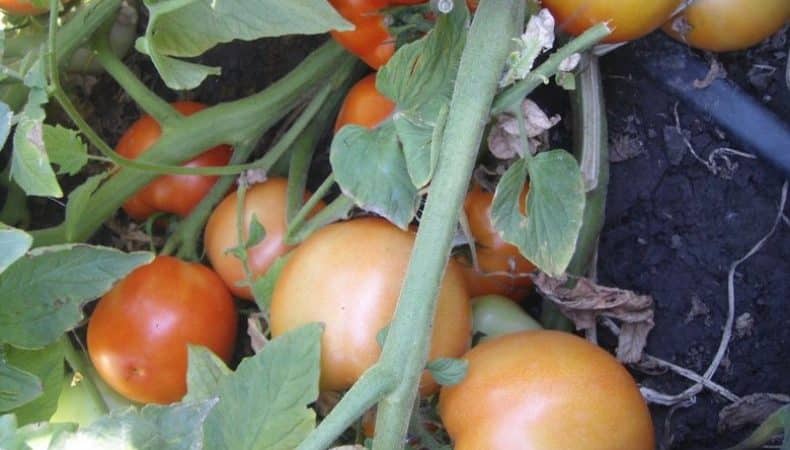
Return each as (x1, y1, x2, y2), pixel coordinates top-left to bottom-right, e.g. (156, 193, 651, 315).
(44, 18, 790, 450)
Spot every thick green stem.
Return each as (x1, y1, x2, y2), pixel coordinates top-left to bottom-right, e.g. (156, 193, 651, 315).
(491, 23, 611, 115)
(540, 55, 608, 330)
(372, 1, 521, 448)
(285, 194, 354, 245)
(284, 174, 334, 242)
(285, 130, 320, 223)
(93, 32, 180, 126)
(31, 42, 352, 247)
(61, 335, 109, 415)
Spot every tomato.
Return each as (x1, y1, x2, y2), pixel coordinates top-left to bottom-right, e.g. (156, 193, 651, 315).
(540, 0, 682, 43)
(390, 0, 427, 4)
(471, 294, 541, 341)
(0, 0, 68, 15)
(116, 101, 232, 221)
(439, 330, 654, 450)
(335, 73, 396, 132)
(663, 0, 790, 52)
(458, 184, 535, 300)
(329, 0, 395, 69)
(270, 218, 471, 394)
(204, 177, 324, 300)
(87, 256, 238, 404)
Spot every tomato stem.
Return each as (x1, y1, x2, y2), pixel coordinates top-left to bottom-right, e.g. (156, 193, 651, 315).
(284, 174, 335, 243)
(285, 194, 355, 245)
(491, 22, 611, 116)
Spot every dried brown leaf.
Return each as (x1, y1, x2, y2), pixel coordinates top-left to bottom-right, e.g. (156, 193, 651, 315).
(534, 273, 655, 363)
(719, 393, 790, 432)
(246, 313, 269, 354)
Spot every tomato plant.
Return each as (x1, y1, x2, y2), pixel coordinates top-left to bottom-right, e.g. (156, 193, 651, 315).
(457, 183, 535, 300)
(438, 330, 655, 450)
(471, 294, 541, 341)
(329, 0, 395, 69)
(540, 0, 682, 43)
(270, 217, 471, 394)
(116, 101, 233, 221)
(334, 73, 395, 131)
(87, 256, 238, 404)
(663, 0, 790, 52)
(204, 177, 324, 300)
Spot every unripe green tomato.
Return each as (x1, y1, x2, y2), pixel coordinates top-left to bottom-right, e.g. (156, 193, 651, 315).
(49, 369, 136, 427)
(472, 295, 542, 342)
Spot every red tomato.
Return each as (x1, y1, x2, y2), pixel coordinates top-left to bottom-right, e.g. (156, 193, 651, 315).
(540, 0, 682, 43)
(270, 218, 471, 395)
(458, 184, 535, 301)
(204, 178, 324, 300)
(87, 256, 238, 404)
(329, 0, 395, 69)
(335, 73, 396, 132)
(439, 331, 655, 450)
(390, 0, 427, 4)
(116, 101, 232, 221)
(0, 0, 68, 15)
(663, 0, 790, 52)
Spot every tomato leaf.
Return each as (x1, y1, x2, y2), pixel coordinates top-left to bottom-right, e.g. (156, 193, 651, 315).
(0, 225, 31, 274)
(42, 125, 88, 176)
(11, 119, 62, 198)
(49, 400, 217, 450)
(0, 361, 41, 414)
(64, 174, 107, 243)
(250, 254, 289, 310)
(0, 246, 153, 349)
(0, 102, 12, 148)
(184, 346, 232, 403)
(3, 341, 65, 425)
(138, 0, 351, 90)
(426, 358, 468, 387)
(245, 215, 265, 249)
(331, 124, 419, 229)
(202, 323, 323, 450)
(377, 5, 467, 187)
(0, 414, 30, 450)
(491, 152, 586, 277)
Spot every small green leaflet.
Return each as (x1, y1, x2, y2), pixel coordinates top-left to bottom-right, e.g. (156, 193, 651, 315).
(331, 124, 419, 229)
(0, 361, 41, 414)
(491, 152, 585, 277)
(64, 174, 107, 243)
(0, 246, 153, 349)
(426, 358, 468, 387)
(49, 401, 217, 450)
(202, 323, 323, 450)
(11, 118, 62, 198)
(250, 254, 289, 310)
(3, 341, 65, 425)
(184, 346, 232, 403)
(138, 0, 352, 90)
(0, 102, 12, 148)
(245, 215, 266, 249)
(0, 225, 32, 274)
(42, 125, 88, 176)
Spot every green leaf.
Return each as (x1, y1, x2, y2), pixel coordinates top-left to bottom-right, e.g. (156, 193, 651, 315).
(202, 323, 323, 450)
(0, 414, 30, 450)
(491, 152, 586, 277)
(0, 246, 153, 348)
(331, 124, 419, 229)
(0, 102, 12, 148)
(4, 341, 65, 425)
(377, 6, 467, 188)
(64, 174, 107, 243)
(50, 400, 217, 450)
(0, 361, 41, 413)
(245, 215, 265, 249)
(0, 225, 32, 274)
(11, 118, 62, 198)
(250, 254, 289, 310)
(426, 358, 468, 387)
(139, 0, 350, 90)
(184, 346, 231, 403)
(42, 125, 88, 176)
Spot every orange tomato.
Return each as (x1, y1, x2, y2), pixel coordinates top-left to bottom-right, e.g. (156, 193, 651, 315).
(87, 256, 237, 404)
(439, 330, 654, 450)
(663, 0, 790, 52)
(0, 0, 69, 15)
(335, 73, 396, 132)
(329, 0, 395, 69)
(270, 218, 471, 394)
(204, 177, 324, 300)
(116, 101, 232, 221)
(540, 0, 682, 43)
